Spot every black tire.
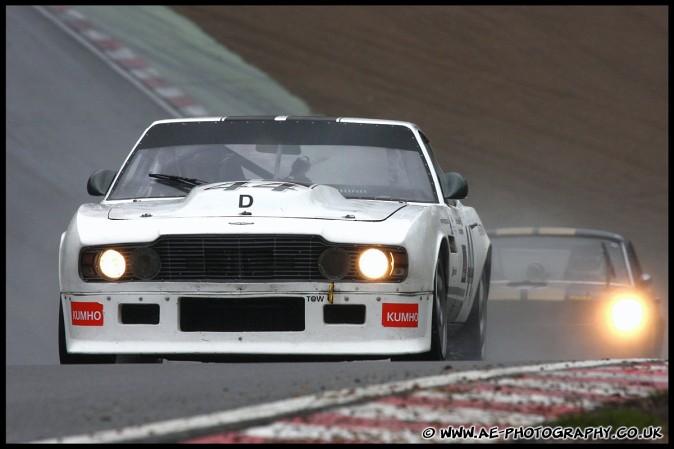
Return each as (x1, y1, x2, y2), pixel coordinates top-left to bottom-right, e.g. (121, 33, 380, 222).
(422, 257, 450, 361)
(449, 257, 490, 361)
(59, 300, 117, 364)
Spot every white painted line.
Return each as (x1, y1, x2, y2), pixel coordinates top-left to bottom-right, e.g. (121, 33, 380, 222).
(538, 370, 669, 382)
(27, 359, 660, 444)
(130, 67, 162, 80)
(493, 377, 661, 397)
(242, 422, 442, 444)
(155, 86, 186, 98)
(106, 47, 138, 61)
(332, 402, 544, 426)
(62, 8, 86, 21)
(182, 105, 211, 116)
(412, 388, 599, 408)
(80, 29, 109, 41)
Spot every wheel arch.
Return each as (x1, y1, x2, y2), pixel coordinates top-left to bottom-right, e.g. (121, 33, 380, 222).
(483, 243, 492, 299)
(439, 236, 451, 280)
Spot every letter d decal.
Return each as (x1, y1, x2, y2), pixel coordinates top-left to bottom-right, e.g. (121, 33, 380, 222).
(239, 194, 253, 208)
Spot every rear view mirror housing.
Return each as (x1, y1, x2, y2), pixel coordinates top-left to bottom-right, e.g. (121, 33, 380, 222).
(439, 171, 468, 199)
(87, 169, 116, 196)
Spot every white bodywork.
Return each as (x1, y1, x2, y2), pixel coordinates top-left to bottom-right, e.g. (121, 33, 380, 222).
(59, 117, 490, 359)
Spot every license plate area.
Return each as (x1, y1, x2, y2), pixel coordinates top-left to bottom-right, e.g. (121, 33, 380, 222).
(179, 297, 305, 332)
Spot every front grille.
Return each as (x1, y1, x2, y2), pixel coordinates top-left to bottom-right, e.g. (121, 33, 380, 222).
(80, 234, 407, 282)
(154, 235, 331, 281)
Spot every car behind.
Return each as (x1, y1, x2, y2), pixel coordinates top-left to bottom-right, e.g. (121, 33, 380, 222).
(485, 227, 664, 361)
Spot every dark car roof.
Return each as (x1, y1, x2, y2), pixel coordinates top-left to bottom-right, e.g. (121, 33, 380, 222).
(486, 227, 627, 243)
(138, 117, 421, 151)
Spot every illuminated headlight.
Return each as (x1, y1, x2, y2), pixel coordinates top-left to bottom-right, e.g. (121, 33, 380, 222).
(609, 296, 646, 333)
(96, 249, 126, 280)
(358, 248, 393, 280)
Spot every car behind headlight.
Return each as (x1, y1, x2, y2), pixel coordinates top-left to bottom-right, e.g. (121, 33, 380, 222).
(605, 293, 649, 336)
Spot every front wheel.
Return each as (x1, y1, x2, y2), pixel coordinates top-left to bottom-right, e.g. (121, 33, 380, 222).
(391, 256, 448, 362)
(449, 262, 490, 360)
(423, 257, 450, 361)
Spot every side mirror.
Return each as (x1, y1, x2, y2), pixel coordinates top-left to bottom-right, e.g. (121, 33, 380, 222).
(439, 172, 468, 199)
(87, 169, 116, 196)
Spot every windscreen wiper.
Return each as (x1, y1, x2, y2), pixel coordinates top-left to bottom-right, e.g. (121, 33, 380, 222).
(148, 173, 208, 191)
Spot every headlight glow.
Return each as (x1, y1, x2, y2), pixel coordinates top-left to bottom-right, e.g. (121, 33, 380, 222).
(97, 249, 126, 280)
(609, 295, 645, 333)
(358, 248, 392, 280)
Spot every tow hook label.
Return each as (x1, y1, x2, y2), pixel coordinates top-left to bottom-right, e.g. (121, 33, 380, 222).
(382, 303, 419, 327)
(306, 294, 326, 303)
(71, 302, 104, 326)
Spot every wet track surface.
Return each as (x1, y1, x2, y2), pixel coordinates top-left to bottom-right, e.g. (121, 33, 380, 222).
(12, 359, 667, 444)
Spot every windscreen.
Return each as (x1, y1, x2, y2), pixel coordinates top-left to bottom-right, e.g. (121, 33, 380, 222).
(490, 235, 631, 285)
(107, 120, 438, 202)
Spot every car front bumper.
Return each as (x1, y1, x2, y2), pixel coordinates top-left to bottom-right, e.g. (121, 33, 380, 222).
(61, 290, 435, 357)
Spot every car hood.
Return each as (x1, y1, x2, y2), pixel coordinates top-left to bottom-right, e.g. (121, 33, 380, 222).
(488, 281, 631, 302)
(107, 182, 406, 222)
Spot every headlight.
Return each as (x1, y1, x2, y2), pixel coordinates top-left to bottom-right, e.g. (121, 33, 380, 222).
(96, 249, 126, 280)
(358, 248, 393, 280)
(608, 295, 646, 334)
(318, 247, 350, 280)
(131, 247, 161, 280)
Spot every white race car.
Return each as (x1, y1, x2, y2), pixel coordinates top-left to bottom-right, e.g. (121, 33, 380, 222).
(59, 116, 491, 363)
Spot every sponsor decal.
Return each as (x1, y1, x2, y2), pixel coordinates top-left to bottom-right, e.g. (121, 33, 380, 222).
(71, 302, 104, 326)
(382, 303, 419, 327)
